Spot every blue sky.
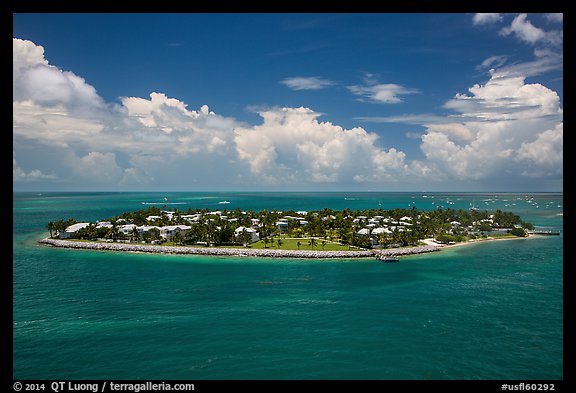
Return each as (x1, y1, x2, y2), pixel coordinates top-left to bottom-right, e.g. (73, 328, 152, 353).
(13, 13, 563, 192)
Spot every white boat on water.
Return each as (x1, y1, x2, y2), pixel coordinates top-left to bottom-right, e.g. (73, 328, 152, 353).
(219, 200, 231, 204)
(470, 199, 479, 211)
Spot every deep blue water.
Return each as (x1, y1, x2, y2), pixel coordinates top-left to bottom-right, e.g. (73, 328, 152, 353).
(13, 192, 563, 379)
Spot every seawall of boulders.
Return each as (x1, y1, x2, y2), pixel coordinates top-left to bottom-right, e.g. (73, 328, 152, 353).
(38, 238, 440, 259)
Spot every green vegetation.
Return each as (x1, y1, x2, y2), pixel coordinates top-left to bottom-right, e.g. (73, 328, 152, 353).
(510, 227, 528, 237)
(48, 205, 533, 251)
(248, 237, 351, 251)
(47, 218, 77, 238)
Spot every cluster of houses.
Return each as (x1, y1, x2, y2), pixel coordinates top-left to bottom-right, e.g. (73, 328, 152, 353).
(59, 210, 318, 244)
(56, 207, 516, 246)
(275, 211, 309, 231)
(349, 213, 516, 246)
(57, 210, 262, 244)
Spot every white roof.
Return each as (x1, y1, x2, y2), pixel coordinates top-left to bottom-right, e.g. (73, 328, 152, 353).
(235, 226, 257, 233)
(162, 225, 191, 231)
(372, 227, 392, 234)
(137, 225, 161, 232)
(65, 223, 90, 232)
(357, 228, 370, 235)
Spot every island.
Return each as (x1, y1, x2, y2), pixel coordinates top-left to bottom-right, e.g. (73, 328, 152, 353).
(40, 206, 535, 259)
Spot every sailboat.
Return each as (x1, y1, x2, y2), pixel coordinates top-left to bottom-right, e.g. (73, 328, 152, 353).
(470, 199, 478, 212)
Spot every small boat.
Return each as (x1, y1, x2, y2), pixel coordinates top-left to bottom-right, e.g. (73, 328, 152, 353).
(470, 199, 478, 212)
(218, 200, 231, 204)
(376, 255, 400, 262)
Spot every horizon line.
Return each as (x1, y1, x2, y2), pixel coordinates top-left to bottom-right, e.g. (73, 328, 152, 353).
(13, 190, 564, 194)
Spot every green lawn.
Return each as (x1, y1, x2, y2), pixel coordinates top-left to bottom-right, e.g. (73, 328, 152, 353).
(62, 237, 359, 251)
(249, 237, 353, 251)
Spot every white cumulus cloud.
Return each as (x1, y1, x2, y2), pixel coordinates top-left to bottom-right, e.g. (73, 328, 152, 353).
(418, 72, 562, 182)
(121, 92, 236, 154)
(13, 151, 57, 181)
(348, 83, 418, 104)
(13, 39, 104, 110)
(516, 123, 563, 174)
(500, 13, 562, 46)
(68, 152, 124, 183)
(545, 13, 563, 23)
(424, 123, 475, 144)
(13, 36, 562, 191)
(281, 76, 335, 90)
(234, 107, 407, 185)
(473, 13, 503, 25)
(13, 38, 242, 189)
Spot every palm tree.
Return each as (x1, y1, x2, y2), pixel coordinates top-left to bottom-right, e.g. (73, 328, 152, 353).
(184, 225, 202, 245)
(308, 237, 317, 249)
(203, 221, 217, 246)
(47, 221, 55, 238)
(296, 241, 302, 250)
(240, 229, 251, 247)
(277, 238, 283, 249)
(130, 227, 140, 243)
(378, 232, 390, 248)
(84, 223, 97, 240)
(54, 219, 67, 236)
(105, 226, 119, 242)
(321, 240, 326, 250)
(148, 228, 161, 243)
(172, 231, 183, 246)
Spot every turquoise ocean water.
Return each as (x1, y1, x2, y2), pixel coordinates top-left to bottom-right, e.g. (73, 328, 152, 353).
(13, 192, 563, 380)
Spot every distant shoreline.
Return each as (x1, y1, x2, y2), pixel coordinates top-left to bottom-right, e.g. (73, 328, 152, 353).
(37, 235, 534, 259)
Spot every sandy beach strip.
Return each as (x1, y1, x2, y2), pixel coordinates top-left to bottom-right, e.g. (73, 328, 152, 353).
(435, 233, 537, 249)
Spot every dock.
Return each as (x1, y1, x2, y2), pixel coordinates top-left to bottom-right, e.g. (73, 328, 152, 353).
(530, 230, 560, 235)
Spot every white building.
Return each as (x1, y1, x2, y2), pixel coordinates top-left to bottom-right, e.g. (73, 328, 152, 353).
(96, 221, 113, 229)
(119, 224, 137, 235)
(58, 223, 90, 239)
(181, 214, 200, 222)
(234, 226, 260, 243)
(372, 227, 392, 235)
(160, 225, 191, 239)
(276, 219, 289, 231)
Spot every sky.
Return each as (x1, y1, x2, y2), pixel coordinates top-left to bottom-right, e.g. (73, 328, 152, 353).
(13, 13, 563, 192)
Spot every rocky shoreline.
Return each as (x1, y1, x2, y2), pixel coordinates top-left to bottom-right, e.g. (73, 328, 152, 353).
(38, 238, 441, 259)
